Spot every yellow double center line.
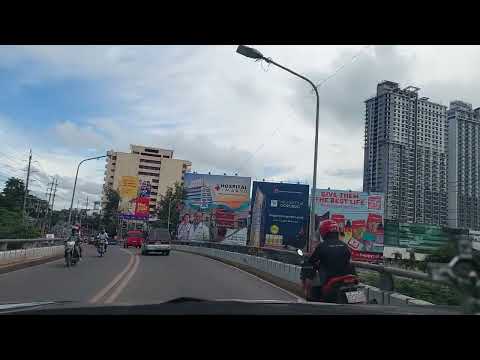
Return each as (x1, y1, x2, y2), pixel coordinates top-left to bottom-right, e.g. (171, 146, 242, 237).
(89, 248, 140, 304)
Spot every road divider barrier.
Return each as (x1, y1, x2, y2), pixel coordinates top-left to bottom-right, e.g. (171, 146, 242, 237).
(0, 245, 64, 267)
(172, 243, 433, 306)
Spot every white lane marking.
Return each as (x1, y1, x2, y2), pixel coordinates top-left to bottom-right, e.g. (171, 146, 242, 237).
(175, 250, 305, 303)
(104, 253, 140, 304)
(89, 248, 135, 304)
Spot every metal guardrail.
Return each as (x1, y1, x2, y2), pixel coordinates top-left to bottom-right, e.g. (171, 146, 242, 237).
(171, 243, 436, 306)
(172, 240, 444, 292)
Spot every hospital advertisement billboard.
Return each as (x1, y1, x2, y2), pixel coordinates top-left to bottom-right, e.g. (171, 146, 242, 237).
(177, 173, 251, 245)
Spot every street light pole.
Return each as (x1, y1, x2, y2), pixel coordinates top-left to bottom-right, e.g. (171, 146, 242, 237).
(236, 45, 320, 252)
(68, 155, 107, 224)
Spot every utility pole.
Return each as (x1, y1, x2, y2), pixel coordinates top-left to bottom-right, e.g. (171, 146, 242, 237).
(80, 196, 89, 230)
(22, 149, 32, 222)
(49, 178, 58, 230)
(42, 180, 54, 234)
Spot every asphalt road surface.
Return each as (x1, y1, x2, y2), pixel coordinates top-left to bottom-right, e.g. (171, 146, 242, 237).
(0, 245, 300, 305)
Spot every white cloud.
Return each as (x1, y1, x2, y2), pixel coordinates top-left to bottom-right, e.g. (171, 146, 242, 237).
(2, 44, 480, 199)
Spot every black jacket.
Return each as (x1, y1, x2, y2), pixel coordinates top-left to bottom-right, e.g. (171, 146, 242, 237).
(308, 238, 355, 280)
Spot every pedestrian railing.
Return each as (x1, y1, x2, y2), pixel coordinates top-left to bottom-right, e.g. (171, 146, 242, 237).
(0, 238, 65, 251)
(172, 240, 451, 293)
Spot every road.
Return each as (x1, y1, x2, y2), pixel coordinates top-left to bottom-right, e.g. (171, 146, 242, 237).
(0, 244, 300, 305)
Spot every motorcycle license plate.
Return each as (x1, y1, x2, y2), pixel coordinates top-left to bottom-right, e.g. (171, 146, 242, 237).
(345, 290, 366, 304)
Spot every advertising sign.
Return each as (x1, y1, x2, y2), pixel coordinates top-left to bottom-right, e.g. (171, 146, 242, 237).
(471, 230, 480, 251)
(179, 173, 251, 245)
(134, 180, 151, 220)
(384, 221, 451, 253)
(250, 181, 309, 249)
(118, 176, 151, 220)
(313, 189, 385, 262)
(118, 176, 139, 219)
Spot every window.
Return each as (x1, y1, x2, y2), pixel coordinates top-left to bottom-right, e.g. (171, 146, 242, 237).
(140, 152, 163, 158)
(144, 148, 159, 153)
(140, 158, 161, 164)
(139, 165, 160, 171)
(138, 171, 158, 176)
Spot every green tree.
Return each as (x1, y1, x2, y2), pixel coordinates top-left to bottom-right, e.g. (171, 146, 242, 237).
(1, 177, 25, 210)
(0, 208, 41, 239)
(102, 188, 120, 236)
(156, 182, 185, 232)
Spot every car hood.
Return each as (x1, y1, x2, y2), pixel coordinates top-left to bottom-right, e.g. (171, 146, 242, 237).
(0, 297, 464, 315)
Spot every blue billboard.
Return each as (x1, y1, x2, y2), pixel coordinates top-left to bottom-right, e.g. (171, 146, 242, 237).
(249, 181, 309, 249)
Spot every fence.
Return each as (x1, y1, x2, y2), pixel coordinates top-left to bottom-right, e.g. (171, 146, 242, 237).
(172, 241, 442, 305)
(0, 238, 65, 251)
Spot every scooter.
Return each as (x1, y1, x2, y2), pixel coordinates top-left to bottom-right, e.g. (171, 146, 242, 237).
(97, 240, 106, 257)
(64, 240, 80, 267)
(297, 249, 367, 304)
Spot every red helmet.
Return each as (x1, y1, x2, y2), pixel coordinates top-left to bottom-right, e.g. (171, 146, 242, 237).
(318, 219, 339, 239)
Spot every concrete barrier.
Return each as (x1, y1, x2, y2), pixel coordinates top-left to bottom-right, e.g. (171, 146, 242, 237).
(0, 245, 64, 267)
(172, 244, 434, 306)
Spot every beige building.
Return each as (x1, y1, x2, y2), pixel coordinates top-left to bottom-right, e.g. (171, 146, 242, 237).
(101, 144, 191, 219)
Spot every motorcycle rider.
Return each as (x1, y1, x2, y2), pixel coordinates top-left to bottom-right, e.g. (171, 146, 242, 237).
(302, 219, 356, 300)
(97, 228, 109, 253)
(66, 225, 82, 260)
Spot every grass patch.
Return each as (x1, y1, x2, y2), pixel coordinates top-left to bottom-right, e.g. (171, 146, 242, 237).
(358, 270, 463, 305)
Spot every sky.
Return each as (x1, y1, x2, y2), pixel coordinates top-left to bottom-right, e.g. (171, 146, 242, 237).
(1, 45, 480, 211)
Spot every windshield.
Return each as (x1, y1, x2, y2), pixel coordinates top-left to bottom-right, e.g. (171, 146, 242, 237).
(0, 45, 479, 315)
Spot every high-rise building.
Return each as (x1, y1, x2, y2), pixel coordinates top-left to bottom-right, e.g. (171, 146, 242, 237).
(101, 144, 191, 219)
(447, 101, 480, 230)
(363, 81, 448, 225)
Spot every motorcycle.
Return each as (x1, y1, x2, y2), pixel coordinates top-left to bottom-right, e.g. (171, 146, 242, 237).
(297, 249, 367, 304)
(97, 240, 106, 257)
(64, 240, 80, 267)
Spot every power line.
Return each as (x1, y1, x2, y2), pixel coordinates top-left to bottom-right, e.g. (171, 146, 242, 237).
(235, 47, 372, 176)
(22, 149, 32, 221)
(314, 45, 372, 89)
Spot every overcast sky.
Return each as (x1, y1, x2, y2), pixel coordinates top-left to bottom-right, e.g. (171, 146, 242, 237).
(1, 45, 480, 210)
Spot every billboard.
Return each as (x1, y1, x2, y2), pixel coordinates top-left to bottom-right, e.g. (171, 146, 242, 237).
(313, 189, 385, 262)
(134, 180, 151, 220)
(385, 221, 467, 253)
(471, 230, 480, 251)
(118, 176, 151, 220)
(118, 176, 139, 219)
(178, 173, 251, 245)
(250, 181, 309, 249)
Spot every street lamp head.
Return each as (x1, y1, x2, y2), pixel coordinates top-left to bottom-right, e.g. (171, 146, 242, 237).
(236, 45, 264, 60)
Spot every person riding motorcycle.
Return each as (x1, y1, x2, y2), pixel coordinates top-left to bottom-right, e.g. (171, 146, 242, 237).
(65, 225, 82, 260)
(302, 219, 356, 300)
(97, 229, 109, 253)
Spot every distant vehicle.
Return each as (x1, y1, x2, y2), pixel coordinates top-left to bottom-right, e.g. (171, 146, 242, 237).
(108, 237, 118, 245)
(97, 240, 106, 257)
(124, 230, 144, 249)
(64, 240, 80, 267)
(141, 228, 171, 256)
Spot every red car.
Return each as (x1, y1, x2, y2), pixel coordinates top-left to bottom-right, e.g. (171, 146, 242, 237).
(124, 230, 144, 248)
